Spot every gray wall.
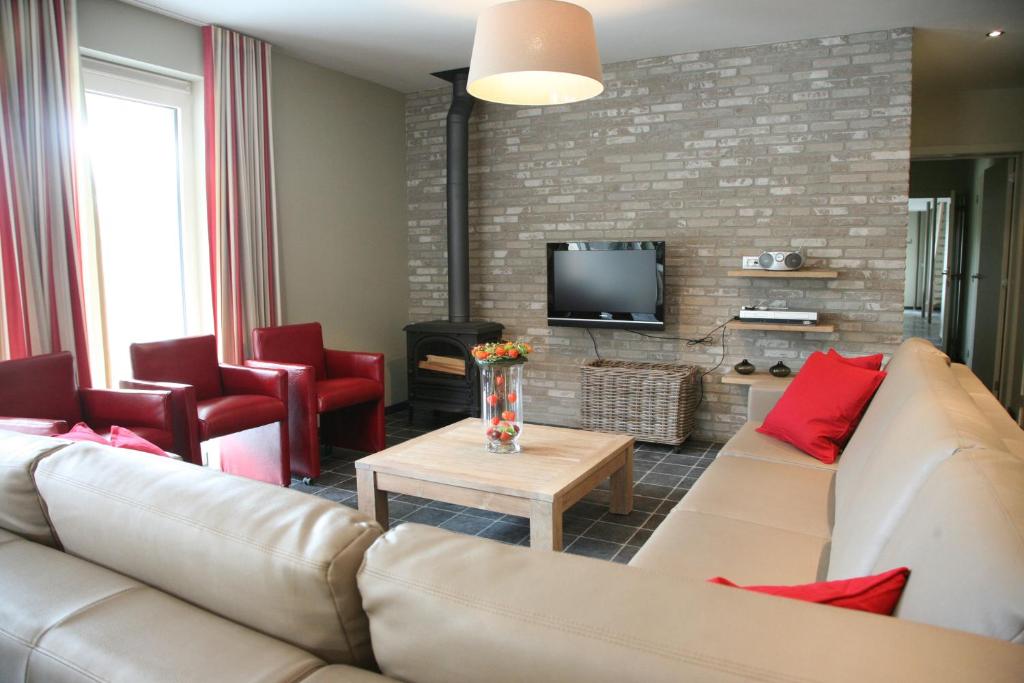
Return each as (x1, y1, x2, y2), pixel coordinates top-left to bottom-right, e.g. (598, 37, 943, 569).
(912, 87, 1024, 156)
(406, 29, 913, 441)
(77, 0, 409, 403)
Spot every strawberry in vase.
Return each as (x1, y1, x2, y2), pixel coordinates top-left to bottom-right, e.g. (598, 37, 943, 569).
(472, 340, 531, 453)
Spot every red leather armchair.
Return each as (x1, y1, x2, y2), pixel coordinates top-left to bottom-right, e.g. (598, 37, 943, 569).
(124, 335, 291, 486)
(0, 352, 174, 448)
(249, 322, 385, 482)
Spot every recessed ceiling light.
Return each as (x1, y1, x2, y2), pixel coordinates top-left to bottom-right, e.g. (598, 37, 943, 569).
(987, 30, 1005, 38)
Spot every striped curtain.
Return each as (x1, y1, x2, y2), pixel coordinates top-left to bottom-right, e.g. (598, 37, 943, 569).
(202, 25, 281, 364)
(0, 0, 91, 385)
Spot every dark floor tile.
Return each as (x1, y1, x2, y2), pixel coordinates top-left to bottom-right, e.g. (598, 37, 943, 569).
(565, 500, 606, 520)
(582, 488, 610, 505)
(612, 544, 639, 564)
(290, 481, 325, 494)
(639, 472, 684, 489)
(565, 537, 621, 561)
(395, 494, 433, 506)
(440, 514, 496, 536)
(387, 500, 421, 520)
(631, 495, 664, 513)
(318, 487, 355, 503)
(562, 514, 596, 536)
(626, 528, 653, 547)
(633, 482, 674, 500)
(650, 462, 689, 476)
(478, 520, 529, 545)
(643, 513, 667, 530)
(582, 521, 636, 544)
(459, 507, 506, 521)
(600, 509, 650, 527)
(425, 500, 467, 513)
(402, 506, 458, 526)
(655, 500, 678, 515)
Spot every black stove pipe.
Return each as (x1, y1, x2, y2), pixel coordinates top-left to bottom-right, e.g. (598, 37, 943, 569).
(433, 68, 474, 323)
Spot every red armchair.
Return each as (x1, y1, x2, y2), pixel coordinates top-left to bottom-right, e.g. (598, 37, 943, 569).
(0, 352, 174, 448)
(249, 322, 385, 482)
(124, 335, 291, 486)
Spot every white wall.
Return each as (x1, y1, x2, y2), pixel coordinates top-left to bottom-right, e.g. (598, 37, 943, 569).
(77, 0, 410, 403)
(912, 87, 1024, 156)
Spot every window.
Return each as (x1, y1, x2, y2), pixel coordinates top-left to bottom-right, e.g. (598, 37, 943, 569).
(80, 58, 209, 385)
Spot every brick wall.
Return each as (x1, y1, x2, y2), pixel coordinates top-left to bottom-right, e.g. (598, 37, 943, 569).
(405, 29, 912, 442)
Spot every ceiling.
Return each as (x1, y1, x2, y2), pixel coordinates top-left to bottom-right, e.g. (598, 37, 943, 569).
(123, 0, 1024, 94)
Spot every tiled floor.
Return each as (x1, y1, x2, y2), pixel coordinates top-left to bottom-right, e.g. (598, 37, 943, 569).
(291, 409, 721, 564)
(903, 309, 942, 347)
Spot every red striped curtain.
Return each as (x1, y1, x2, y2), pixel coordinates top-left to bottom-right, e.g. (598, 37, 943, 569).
(202, 25, 281, 364)
(0, 0, 91, 385)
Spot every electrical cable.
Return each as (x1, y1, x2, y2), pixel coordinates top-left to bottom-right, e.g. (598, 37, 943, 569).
(585, 327, 601, 360)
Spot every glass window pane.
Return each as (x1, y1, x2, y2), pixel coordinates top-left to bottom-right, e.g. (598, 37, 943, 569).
(85, 91, 188, 383)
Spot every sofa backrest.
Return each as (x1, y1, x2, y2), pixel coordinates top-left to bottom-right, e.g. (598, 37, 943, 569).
(130, 335, 224, 401)
(0, 430, 67, 547)
(253, 322, 328, 381)
(828, 339, 1006, 579)
(32, 442, 382, 666)
(872, 446, 1024, 642)
(0, 351, 82, 424)
(951, 363, 1024, 457)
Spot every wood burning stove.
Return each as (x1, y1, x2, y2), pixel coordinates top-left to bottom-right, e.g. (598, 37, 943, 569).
(404, 68, 503, 422)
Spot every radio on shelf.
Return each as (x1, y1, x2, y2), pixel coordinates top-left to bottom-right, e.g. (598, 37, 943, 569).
(739, 307, 818, 325)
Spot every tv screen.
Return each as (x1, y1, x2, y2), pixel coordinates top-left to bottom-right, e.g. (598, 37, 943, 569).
(547, 241, 665, 330)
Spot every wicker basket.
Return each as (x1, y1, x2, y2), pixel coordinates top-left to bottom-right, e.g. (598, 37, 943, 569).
(580, 360, 700, 445)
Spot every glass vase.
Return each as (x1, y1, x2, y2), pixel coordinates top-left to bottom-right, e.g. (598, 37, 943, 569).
(479, 361, 524, 453)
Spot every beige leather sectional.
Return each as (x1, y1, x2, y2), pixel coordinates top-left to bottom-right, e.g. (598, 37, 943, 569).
(1, 338, 1022, 682)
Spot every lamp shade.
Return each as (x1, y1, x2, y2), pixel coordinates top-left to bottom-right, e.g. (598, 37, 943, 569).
(467, 0, 603, 106)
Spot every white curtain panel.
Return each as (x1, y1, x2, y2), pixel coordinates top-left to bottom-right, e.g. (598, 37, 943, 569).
(202, 25, 281, 364)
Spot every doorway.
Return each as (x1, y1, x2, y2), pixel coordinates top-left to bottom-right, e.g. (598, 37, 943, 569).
(907, 155, 1022, 419)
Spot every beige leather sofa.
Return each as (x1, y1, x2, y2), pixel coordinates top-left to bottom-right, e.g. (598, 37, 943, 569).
(1, 338, 1023, 682)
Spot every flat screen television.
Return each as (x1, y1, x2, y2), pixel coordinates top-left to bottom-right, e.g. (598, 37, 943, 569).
(547, 241, 665, 330)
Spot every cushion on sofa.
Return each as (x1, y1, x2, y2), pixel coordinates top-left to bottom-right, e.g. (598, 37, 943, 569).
(0, 430, 66, 548)
(0, 532, 332, 682)
(827, 349, 884, 370)
(709, 566, 909, 615)
(33, 442, 382, 666)
(675, 454, 835, 539)
(873, 448, 1024, 642)
(629, 507, 829, 585)
(756, 351, 885, 464)
(719, 421, 838, 471)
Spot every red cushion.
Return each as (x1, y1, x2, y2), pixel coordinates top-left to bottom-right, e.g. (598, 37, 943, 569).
(709, 567, 910, 615)
(108, 425, 168, 457)
(316, 377, 383, 413)
(756, 351, 886, 463)
(195, 395, 286, 440)
(63, 422, 110, 445)
(252, 323, 328, 381)
(827, 348, 883, 371)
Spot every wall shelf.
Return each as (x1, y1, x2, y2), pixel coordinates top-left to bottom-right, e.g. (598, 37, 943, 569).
(727, 320, 835, 333)
(721, 370, 795, 387)
(726, 270, 838, 279)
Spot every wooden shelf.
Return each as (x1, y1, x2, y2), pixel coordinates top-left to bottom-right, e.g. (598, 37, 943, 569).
(721, 370, 795, 386)
(727, 269, 838, 279)
(727, 320, 835, 333)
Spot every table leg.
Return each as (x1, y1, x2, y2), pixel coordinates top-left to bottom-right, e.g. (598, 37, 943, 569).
(609, 444, 634, 515)
(529, 499, 562, 551)
(357, 469, 389, 530)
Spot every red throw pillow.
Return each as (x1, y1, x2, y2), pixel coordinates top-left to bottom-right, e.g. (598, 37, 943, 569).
(757, 351, 886, 463)
(63, 422, 110, 445)
(827, 348, 883, 371)
(109, 425, 168, 457)
(709, 567, 910, 615)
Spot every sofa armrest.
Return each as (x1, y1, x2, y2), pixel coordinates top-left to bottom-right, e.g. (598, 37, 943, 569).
(120, 380, 200, 465)
(358, 524, 1024, 683)
(0, 416, 68, 437)
(219, 363, 287, 402)
(325, 349, 384, 384)
(79, 388, 173, 433)
(747, 384, 787, 422)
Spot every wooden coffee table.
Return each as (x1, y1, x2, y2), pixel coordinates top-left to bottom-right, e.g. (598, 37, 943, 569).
(355, 418, 633, 550)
